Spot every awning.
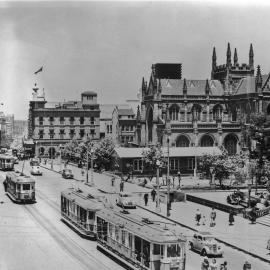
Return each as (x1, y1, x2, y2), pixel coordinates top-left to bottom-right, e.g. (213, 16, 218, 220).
(114, 146, 222, 159)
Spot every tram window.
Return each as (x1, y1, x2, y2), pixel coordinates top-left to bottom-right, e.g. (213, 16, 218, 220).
(23, 184, 30, 190)
(128, 233, 132, 248)
(153, 244, 161, 255)
(115, 226, 119, 241)
(121, 230, 126, 245)
(17, 184, 21, 190)
(88, 211, 94, 220)
(167, 244, 180, 257)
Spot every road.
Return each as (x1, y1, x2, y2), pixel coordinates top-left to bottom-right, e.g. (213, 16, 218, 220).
(1, 161, 270, 270)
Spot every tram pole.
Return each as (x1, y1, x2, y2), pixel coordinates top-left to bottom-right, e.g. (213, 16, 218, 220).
(90, 148, 94, 186)
(167, 136, 170, 217)
(156, 160, 161, 213)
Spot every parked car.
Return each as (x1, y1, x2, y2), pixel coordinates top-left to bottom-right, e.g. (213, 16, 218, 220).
(62, 169, 74, 179)
(30, 166, 43, 176)
(116, 192, 136, 209)
(189, 232, 223, 257)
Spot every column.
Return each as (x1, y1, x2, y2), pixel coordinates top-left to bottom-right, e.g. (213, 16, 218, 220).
(206, 104, 210, 122)
(184, 104, 187, 122)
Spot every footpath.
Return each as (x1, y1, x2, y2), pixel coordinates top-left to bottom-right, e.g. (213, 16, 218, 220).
(40, 160, 270, 264)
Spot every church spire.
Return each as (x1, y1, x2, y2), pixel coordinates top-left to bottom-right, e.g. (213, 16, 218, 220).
(249, 43, 254, 69)
(226, 42, 231, 66)
(205, 79, 210, 96)
(256, 65, 262, 90)
(183, 78, 187, 96)
(212, 47, 217, 69)
(234, 48, 238, 66)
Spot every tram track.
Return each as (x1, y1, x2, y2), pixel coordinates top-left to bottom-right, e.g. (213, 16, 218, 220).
(24, 190, 117, 270)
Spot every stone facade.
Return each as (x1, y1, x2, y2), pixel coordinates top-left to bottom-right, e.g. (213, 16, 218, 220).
(137, 44, 270, 156)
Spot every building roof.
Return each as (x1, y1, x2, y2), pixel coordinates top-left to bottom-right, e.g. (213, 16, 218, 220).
(118, 108, 134, 116)
(114, 146, 222, 158)
(97, 207, 186, 243)
(160, 79, 224, 96)
(100, 104, 129, 119)
(82, 91, 97, 96)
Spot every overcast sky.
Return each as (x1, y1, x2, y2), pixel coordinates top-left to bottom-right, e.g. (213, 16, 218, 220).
(1, 1, 270, 119)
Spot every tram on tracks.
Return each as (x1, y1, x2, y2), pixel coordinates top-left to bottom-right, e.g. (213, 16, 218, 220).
(0, 154, 14, 171)
(61, 187, 104, 239)
(96, 208, 187, 270)
(5, 171, 36, 203)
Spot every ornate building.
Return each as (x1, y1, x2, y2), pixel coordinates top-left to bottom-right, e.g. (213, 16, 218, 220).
(138, 43, 270, 156)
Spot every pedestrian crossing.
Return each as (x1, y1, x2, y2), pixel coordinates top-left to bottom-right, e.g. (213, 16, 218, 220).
(257, 214, 270, 227)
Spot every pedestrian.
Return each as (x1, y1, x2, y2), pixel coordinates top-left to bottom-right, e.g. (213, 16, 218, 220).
(220, 261, 228, 270)
(172, 176, 175, 188)
(229, 210, 235, 226)
(120, 181, 124, 192)
(267, 238, 270, 254)
(243, 261, 251, 270)
(209, 258, 218, 270)
(81, 169, 85, 177)
(3, 179, 7, 192)
(201, 257, 209, 270)
(195, 209, 202, 226)
(151, 188, 156, 202)
(44, 158, 47, 165)
(144, 193, 149, 206)
(111, 177, 115, 187)
(210, 208, 217, 227)
(202, 215, 206, 226)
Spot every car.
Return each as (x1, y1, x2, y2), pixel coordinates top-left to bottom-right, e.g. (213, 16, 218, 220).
(30, 158, 40, 167)
(62, 169, 74, 179)
(30, 165, 43, 176)
(116, 192, 136, 209)
(189, 232, 223, 257)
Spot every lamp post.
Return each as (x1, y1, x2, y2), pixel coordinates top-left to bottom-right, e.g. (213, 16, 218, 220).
(209, 166, 214, 186)
(166, 135, 171, 217)
(90, 148, 95, 186)
(247, 179, 252, 208)
(156, 159, 161, 213)
(59, 144, 62, 171)
(177, 171, 181, 189)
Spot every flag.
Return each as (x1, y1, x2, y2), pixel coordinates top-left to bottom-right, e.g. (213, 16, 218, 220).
(34, 66, 43, 75)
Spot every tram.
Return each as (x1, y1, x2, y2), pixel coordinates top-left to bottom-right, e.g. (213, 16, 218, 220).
(0, 154, 14, 171)
(5, 171, 36, 203)
(96, 208, 187, 270)
(61, 187, 104, 239)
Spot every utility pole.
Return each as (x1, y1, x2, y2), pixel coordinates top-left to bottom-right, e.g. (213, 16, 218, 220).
(167, 135, 170, 217)
(156, 160, 161, 213)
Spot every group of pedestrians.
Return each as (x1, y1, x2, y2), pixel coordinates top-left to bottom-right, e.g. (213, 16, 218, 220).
(195, 208, 217, 227)
(143, 188, 157, 206)
(201, 258, 227, 270)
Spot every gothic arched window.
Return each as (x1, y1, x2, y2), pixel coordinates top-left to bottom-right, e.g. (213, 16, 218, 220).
(192, 104, 202, 121)
(224, 134, 238, 155)
(200, 135, 214, 147)
(176, 135, 190, 147)
(169, 105, 179, 121)
(213, 105, 223, 120)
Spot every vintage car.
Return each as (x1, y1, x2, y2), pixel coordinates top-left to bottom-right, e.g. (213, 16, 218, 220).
(116, 192, 136, 209)
(189, 232, 223, 257)
(30, 158, 40, 167)
(62, 169, 74, 179)
(30, 165, 43, 176)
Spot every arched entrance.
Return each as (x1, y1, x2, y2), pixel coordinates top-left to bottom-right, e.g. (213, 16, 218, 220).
(176, 135, 190, 147)
(224, 134, 238, 155)
(146, 107, 153, 143)
(48, 147, 56, 158)
(200, 135, 214, 147)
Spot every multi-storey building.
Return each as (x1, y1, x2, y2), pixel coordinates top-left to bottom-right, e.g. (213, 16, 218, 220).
(138, 43, 270, 158)
(28, 84, 100, 157)
(112, 106, 137, 146)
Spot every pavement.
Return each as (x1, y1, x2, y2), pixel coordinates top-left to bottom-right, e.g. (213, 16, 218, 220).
(39, 159, 270, 264)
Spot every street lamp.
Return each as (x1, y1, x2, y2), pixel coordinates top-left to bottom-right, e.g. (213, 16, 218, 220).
(209, 166, 214, 186)
(90, 148, 95, 186)
(59, 144, 63, 171)
(247, 179, 252, 208)
(156, 159, 161, 213)
(177, 171, 181, 189)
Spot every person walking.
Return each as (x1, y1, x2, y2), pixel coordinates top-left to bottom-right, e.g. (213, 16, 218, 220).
(210, 208, 217, 227)
(151, 189, 156, 202)
(195, 209, 202, 226)
(220, 261, 228, 270)
(209, 258, 218, 270)
(111, 177, 115, 187)
(229, 210, 235, 226)
(201, 257, 209, 270)
(120, 181, 124, 192)
(3, 179, 7, 192)
(144, 193, 149, 206)
(202, 215, 206, 226)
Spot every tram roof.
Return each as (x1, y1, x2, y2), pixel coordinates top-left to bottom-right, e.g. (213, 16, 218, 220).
(61, 188, 104, 211)
(6, 171, 35, 183)
(0, 154, 14, 159)
(97, 208, 186, 243)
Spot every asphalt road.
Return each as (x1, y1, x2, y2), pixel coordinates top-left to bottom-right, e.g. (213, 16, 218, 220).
(1, 161, 270, 270)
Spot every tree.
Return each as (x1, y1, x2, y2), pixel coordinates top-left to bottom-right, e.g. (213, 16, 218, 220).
(94, 137, 116, 171)
(62, 139, 80, 160)
(142, 143, 165, 179)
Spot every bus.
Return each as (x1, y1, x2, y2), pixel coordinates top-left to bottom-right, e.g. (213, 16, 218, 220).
(96, 208, 187, 270)
(0, 154, 14, 171)
(61, 187, 104, 239)
(5, 171, 36, 203)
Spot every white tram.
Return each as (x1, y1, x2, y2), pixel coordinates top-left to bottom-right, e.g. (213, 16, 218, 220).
(0, 154, 14, 171)
(61, 187, 104, 239)
(5, 171, 36, 203)
(96, 208, 187, 270)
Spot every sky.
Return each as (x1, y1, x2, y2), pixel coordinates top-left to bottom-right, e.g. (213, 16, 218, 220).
(1, 0, 270, 119)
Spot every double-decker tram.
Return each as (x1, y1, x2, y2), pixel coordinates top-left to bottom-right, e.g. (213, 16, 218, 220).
(5, 171, 36, 203)
(96, 208, 187, 270)
(0, 154, 14, 171)
(61, 187, 104, 239)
